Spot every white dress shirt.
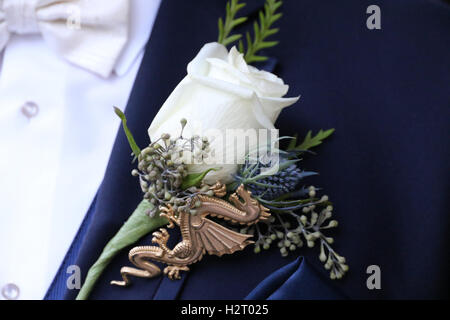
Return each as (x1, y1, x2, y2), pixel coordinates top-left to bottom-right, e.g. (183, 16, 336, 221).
(0, 0, 161, 300)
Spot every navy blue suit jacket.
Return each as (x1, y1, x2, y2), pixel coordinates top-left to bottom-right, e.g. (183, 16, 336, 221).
(45, 0, 450, 300)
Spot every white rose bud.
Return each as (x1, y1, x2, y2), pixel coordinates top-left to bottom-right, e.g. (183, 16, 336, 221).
(148, 42, 299, 184)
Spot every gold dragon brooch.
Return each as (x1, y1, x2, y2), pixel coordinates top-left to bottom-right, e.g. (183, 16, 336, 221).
(111, 182, 270, 286)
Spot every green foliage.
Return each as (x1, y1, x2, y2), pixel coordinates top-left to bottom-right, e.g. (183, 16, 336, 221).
(239, 0, 283, 63)
(249, 188, 348, 280)
(217, 0, 283, 64)
(181, 168, 219, 190)
(76, 200, 168, 300)
(289, 129, 335, 152)
(218, 0, 248, 46)
(287, 134, 298, 150)
(114, 107, 141, 157)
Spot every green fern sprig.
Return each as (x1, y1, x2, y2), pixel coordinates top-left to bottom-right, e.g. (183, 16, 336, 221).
(289, 129, 335, 152)
(218, 0, 248, 46)
(239, 0, 283, 63)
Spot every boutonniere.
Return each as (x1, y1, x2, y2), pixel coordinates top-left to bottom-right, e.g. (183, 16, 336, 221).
(77, 0, 348, 300)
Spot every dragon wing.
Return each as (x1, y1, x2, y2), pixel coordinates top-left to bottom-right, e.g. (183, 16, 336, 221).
(194, 218, 253, 257)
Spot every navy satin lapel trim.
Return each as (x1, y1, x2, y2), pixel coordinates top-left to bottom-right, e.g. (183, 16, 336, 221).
(245, 257, 301, 300)
(245, 257, 347, 300)
(61, 0, 234, 300)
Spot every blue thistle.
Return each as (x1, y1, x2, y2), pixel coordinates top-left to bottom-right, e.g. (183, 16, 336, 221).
(236, 157, 316, 200)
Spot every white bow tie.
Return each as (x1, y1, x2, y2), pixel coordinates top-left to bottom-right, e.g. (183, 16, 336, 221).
(0, 0, 130, 77)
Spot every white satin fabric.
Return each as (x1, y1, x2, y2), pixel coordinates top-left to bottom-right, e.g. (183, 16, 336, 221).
(0, 0, 161, 300)
(0, 0, 130, 77)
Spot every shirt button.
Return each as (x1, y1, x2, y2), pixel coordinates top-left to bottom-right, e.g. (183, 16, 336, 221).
(2, 283, 20, 300)
(21, 101, 39, 119)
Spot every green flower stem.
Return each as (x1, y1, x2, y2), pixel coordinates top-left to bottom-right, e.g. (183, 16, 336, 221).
(76, 200, 168, 300)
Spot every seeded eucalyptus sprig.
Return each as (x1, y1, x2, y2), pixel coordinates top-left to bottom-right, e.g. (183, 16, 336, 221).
(218, 0, 248, 46)
(239, 0, 283, 63)
(233, 130, 347, 279)
(133, 120, 217, 217)
(242, 187, 348, 280)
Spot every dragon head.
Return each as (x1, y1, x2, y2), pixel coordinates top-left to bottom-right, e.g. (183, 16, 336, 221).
(229, 185, 271, 223)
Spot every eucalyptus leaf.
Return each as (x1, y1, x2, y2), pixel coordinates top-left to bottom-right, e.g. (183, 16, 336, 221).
(114, 107, 141, 157)
(181, 168, 219, 190)
(76, 200, 167, 300)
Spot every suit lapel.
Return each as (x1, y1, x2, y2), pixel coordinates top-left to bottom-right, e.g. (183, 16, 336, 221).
(62, 0, 265, 300)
